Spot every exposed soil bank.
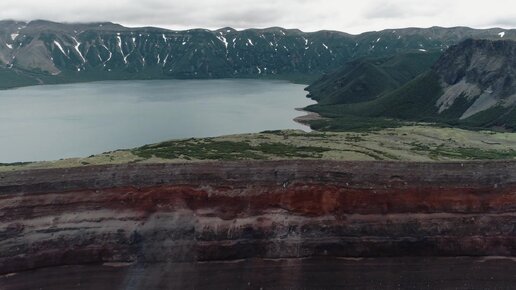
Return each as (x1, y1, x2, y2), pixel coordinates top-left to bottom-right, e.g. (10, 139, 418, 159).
(0, 160, 515, 288)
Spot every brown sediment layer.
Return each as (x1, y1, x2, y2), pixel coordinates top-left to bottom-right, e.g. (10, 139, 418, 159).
(0, 160, 515, 277)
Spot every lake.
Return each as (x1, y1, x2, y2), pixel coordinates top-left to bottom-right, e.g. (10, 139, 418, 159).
(0, 79, 314, 163)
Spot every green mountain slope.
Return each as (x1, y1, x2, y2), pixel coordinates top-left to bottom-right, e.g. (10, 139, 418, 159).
(0, 67, 41, 88)
(307, 39, 516, 131)
(306, 51, 441, 104)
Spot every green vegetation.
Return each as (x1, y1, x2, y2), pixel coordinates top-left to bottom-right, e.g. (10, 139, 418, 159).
(363, 72, 444, 120)
(460, 106, 516, 131)
(130, 126, 516, 163)
(308, 72, 443, 119)
(304, 69, 516, 132)
(3, 125, 515, 172)
(409, 142, 516, 160)
(0, 68, 41, 89)
(306, 51, 442, 105)
(0, 161, 33, 167)
(132, 139, 330, 160)
(303, 39, 516, 132)
(134, 140, 260, 160)
(308, 115, 408, 132)
(304, 63, 449, 132)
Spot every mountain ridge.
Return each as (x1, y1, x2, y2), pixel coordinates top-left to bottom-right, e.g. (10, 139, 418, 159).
(0, 20, 515, 89)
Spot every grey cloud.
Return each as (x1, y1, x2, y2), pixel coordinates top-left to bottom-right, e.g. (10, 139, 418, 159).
(365, 3, 407, 19)
(0, 0, 514, 33)
(209, 8, 283, 27)
(485, 17, 516, 28)
(363, 0, 448, 21)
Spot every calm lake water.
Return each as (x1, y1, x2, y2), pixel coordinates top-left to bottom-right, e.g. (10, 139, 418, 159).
(0, 79, 314, 163)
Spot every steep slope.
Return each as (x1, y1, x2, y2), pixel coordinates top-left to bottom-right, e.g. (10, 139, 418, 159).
(306, 51, 441, 104)
(0, 67, 41, 88)
(0, 21, 515, 88)
(433, 39, 516, 128)
(0, 160, 515, 289)
(308, 39, 516, 131)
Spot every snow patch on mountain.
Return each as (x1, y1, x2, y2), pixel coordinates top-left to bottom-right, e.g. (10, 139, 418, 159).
(53, 41, 67, 56)
(216, 34, 228, 49)
(70, 37, 85, 63)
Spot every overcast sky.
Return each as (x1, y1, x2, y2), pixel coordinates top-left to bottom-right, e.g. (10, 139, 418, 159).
(1, 0, 516, 33)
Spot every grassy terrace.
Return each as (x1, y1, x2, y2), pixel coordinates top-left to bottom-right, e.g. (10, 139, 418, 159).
(2, 125, 516, 172)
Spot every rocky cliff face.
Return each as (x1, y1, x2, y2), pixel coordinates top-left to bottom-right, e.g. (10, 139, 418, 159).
(434, 39, 516, 120)
(1, 160, 515, 279)
(0, 20, 514, 87)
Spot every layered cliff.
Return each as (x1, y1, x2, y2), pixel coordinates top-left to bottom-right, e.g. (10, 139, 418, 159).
(1, 160, 515, 278)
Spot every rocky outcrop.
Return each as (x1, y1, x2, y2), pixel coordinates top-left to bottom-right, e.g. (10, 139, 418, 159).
(1, 160, 515, 279)
(434, 39, 516, 119)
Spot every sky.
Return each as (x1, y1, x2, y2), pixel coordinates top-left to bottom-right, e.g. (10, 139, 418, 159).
(1, 0, 516, 34)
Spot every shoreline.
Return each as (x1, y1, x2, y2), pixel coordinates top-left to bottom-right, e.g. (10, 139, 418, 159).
(294, 107, 325, 126)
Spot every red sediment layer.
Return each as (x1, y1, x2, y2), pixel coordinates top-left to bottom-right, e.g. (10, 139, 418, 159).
(0, 160, 515, 275)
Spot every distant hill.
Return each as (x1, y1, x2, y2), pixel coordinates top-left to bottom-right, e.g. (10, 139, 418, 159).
(0, 20, 515, 88)
(307, 39, 516, 131)
(305, 51, 441, 105)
